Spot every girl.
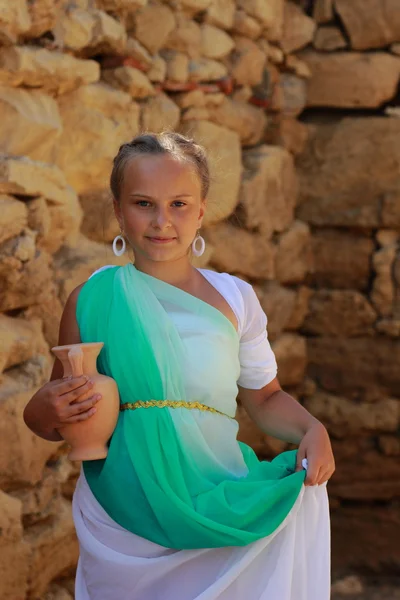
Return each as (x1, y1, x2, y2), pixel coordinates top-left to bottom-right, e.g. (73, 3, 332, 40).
(24, 132, 334, 600)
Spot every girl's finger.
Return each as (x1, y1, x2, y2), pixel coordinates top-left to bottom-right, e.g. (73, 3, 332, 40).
(65, 394, 102, 418)
(317, 467, 334, 485)
(56, 375, 90, 396)
(61, 406, 98, 424)
(305, 464, 322, 486)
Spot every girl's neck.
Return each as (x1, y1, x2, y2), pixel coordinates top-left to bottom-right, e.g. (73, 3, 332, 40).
(132, 258, 199, 289)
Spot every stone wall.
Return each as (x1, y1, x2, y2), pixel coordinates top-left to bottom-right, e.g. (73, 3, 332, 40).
(0, 0, 399, 598)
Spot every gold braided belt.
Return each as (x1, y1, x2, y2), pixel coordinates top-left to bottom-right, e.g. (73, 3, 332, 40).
(120, 400, 234, 420)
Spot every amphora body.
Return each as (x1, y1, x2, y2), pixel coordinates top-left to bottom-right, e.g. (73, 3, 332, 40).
(51, 342, 120, 461)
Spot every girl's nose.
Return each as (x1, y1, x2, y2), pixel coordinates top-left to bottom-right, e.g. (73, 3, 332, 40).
(153, 207, 171, 228)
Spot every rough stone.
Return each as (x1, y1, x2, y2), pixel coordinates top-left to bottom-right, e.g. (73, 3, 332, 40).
(97, 0, 147, 13)
(0, 46, 99, 95)
(304, 392, 399, 438)
(80, 189, 119, 243)
(335, 0, 400, 50)
(272, 333, 307, 387)
(147, 54, 167, 82)
(180, 121, 242, 226)
(298, 118, 400, 228)
(125, 37, 153, 71)
(331, 576, 364, 596)
(0, 314, 47, 373)
(307, 337, 400, 397)
(313, 26, 347, 51)
(237, 0, 284, 41)
(273, 73, 308, 117)
(188, 57, 228, 82)
(312, 0, 333, 24)
(26, 499, 79, 599)
(164, 14, 201, 58)
(0, 0, 31, 45)
(23, 290, 63, 349)
(54, 85, 139, 194)
(141, 92, 180, 133)
(53, 236, 129, 303)
(0, 357, 60, 488)
(391, 42, 400, 56)
(103, 66, 156, 98)
(229, 36, 266, 86)
(0, 490, 29, 600)
(284, 55, 312, 79)
(0, 244, 53, 312)
(264, 115, 309, 155)
(85, 8, 127, 55)
(275, 221, 312, 284)
(303, 290, 377, 337)
(161, 50, 189, 83)
(206, 222, 275, 279)
(239, 145, 297, 236)
(257, 282, 297, 340)
(371, 231, 399, 317)
(310, 230, 374, 291)
(200, 24, 234, 59)
(300, 51, 400, 109)
(134, 3, 175, 54)
(378, 434, 400, 457)
(207, 97, 267, 145)
(232, 10, 261, 39)
(26, 0, 57, 38)
(0, 87, 62, 164)
(52, 6, 96, 52)
(205, 0, 235, 30)
(0, 195, 28, 245)
(281, 2, 316, 54)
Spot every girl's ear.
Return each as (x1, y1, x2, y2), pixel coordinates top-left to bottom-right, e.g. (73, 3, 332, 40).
(198, 199, 207, 228)
(113, 197, 123, 229)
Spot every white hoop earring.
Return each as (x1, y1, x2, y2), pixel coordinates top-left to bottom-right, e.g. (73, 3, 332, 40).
(191, 231, 205, 257)
(113, 234, 126, 257)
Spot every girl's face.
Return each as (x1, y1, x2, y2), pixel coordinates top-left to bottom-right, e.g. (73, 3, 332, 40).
(114, 154, 206, 266)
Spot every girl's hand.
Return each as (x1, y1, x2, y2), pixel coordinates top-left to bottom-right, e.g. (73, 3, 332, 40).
(24, 375, 101, 440)
(295, 421, 335, 486)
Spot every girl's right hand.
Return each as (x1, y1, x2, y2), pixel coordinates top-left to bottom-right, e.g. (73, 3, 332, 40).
(24, 375, 101, 440)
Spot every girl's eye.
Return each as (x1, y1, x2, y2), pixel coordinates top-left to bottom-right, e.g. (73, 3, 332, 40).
(172, 201, 186, 207)
(136, 200, 150, 207)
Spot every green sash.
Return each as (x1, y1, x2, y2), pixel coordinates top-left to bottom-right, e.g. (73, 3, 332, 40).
(76, 264, 306, 549)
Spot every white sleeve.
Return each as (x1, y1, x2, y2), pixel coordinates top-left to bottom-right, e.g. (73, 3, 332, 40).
(232, 276, 278, 390)
(88, 265, 116, 279)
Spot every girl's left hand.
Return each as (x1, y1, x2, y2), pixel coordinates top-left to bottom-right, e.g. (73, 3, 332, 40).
(295, 421, 335, 486)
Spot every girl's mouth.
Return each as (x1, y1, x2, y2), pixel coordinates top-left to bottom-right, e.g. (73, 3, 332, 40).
(146, 237, 176, 244)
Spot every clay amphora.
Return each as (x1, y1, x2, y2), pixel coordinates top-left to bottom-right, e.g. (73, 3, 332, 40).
(51, 342, 120, 461)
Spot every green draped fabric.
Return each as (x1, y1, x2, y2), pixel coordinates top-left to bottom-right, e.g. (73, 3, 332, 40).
(76, 263, 306, 549)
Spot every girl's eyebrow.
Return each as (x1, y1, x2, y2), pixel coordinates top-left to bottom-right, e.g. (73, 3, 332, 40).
(129, 193, 194, 199)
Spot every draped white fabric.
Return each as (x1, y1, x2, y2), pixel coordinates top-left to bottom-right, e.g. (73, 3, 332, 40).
(73, 266, 331, 599)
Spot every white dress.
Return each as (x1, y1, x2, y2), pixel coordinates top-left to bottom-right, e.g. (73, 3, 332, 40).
(72, 267, 331, 600)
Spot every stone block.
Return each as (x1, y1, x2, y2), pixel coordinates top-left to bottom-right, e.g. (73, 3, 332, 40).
(272, 333, 307, 387)
(303, 290, 377, 337)
(300, 50, 400, 108)
(0, 87, 62, 164)
(312, 0, 333, 24)
(53, 6, 96, 52)
(205, 222, 275, 279)
(307, 337, 400, 397)
(0, 0, 31, 45)
(141, 92, 180, 133)
(164, 14, 201, 58)
(0, 46, 99, 95)
(229, 36, 266, 86)
(233, 10, 262, 39)
(0, 195, 27, 245)
(54, 86, 139, 194)
(26, 0, 57, 38)
(207, 97, 266, 145)
(0, 314, 47, 373)
(310, 230, 374, 291)
(275, 220, 312, 284)
(240, 145, 297, 236)
(237, 0, 284, 41)
(26, 499, 79, 599)
(180, 121, 242, 226)
(298, 118, 400, 228)
(134, 3, 175, 54)
(80, 189, 119, 243)
(0, 490, 29, 600)
(200, 24, 235, 59)
(313, 26, 347, 51)
(205, 0, 235, 30)
(335, 0, 400, 50)
(161, 50, 190, 83)
(281, 2, 316, 54)
(188, 57, 228, 81)
(0, 357, 61, 488)
(103, 66, 156, 98)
